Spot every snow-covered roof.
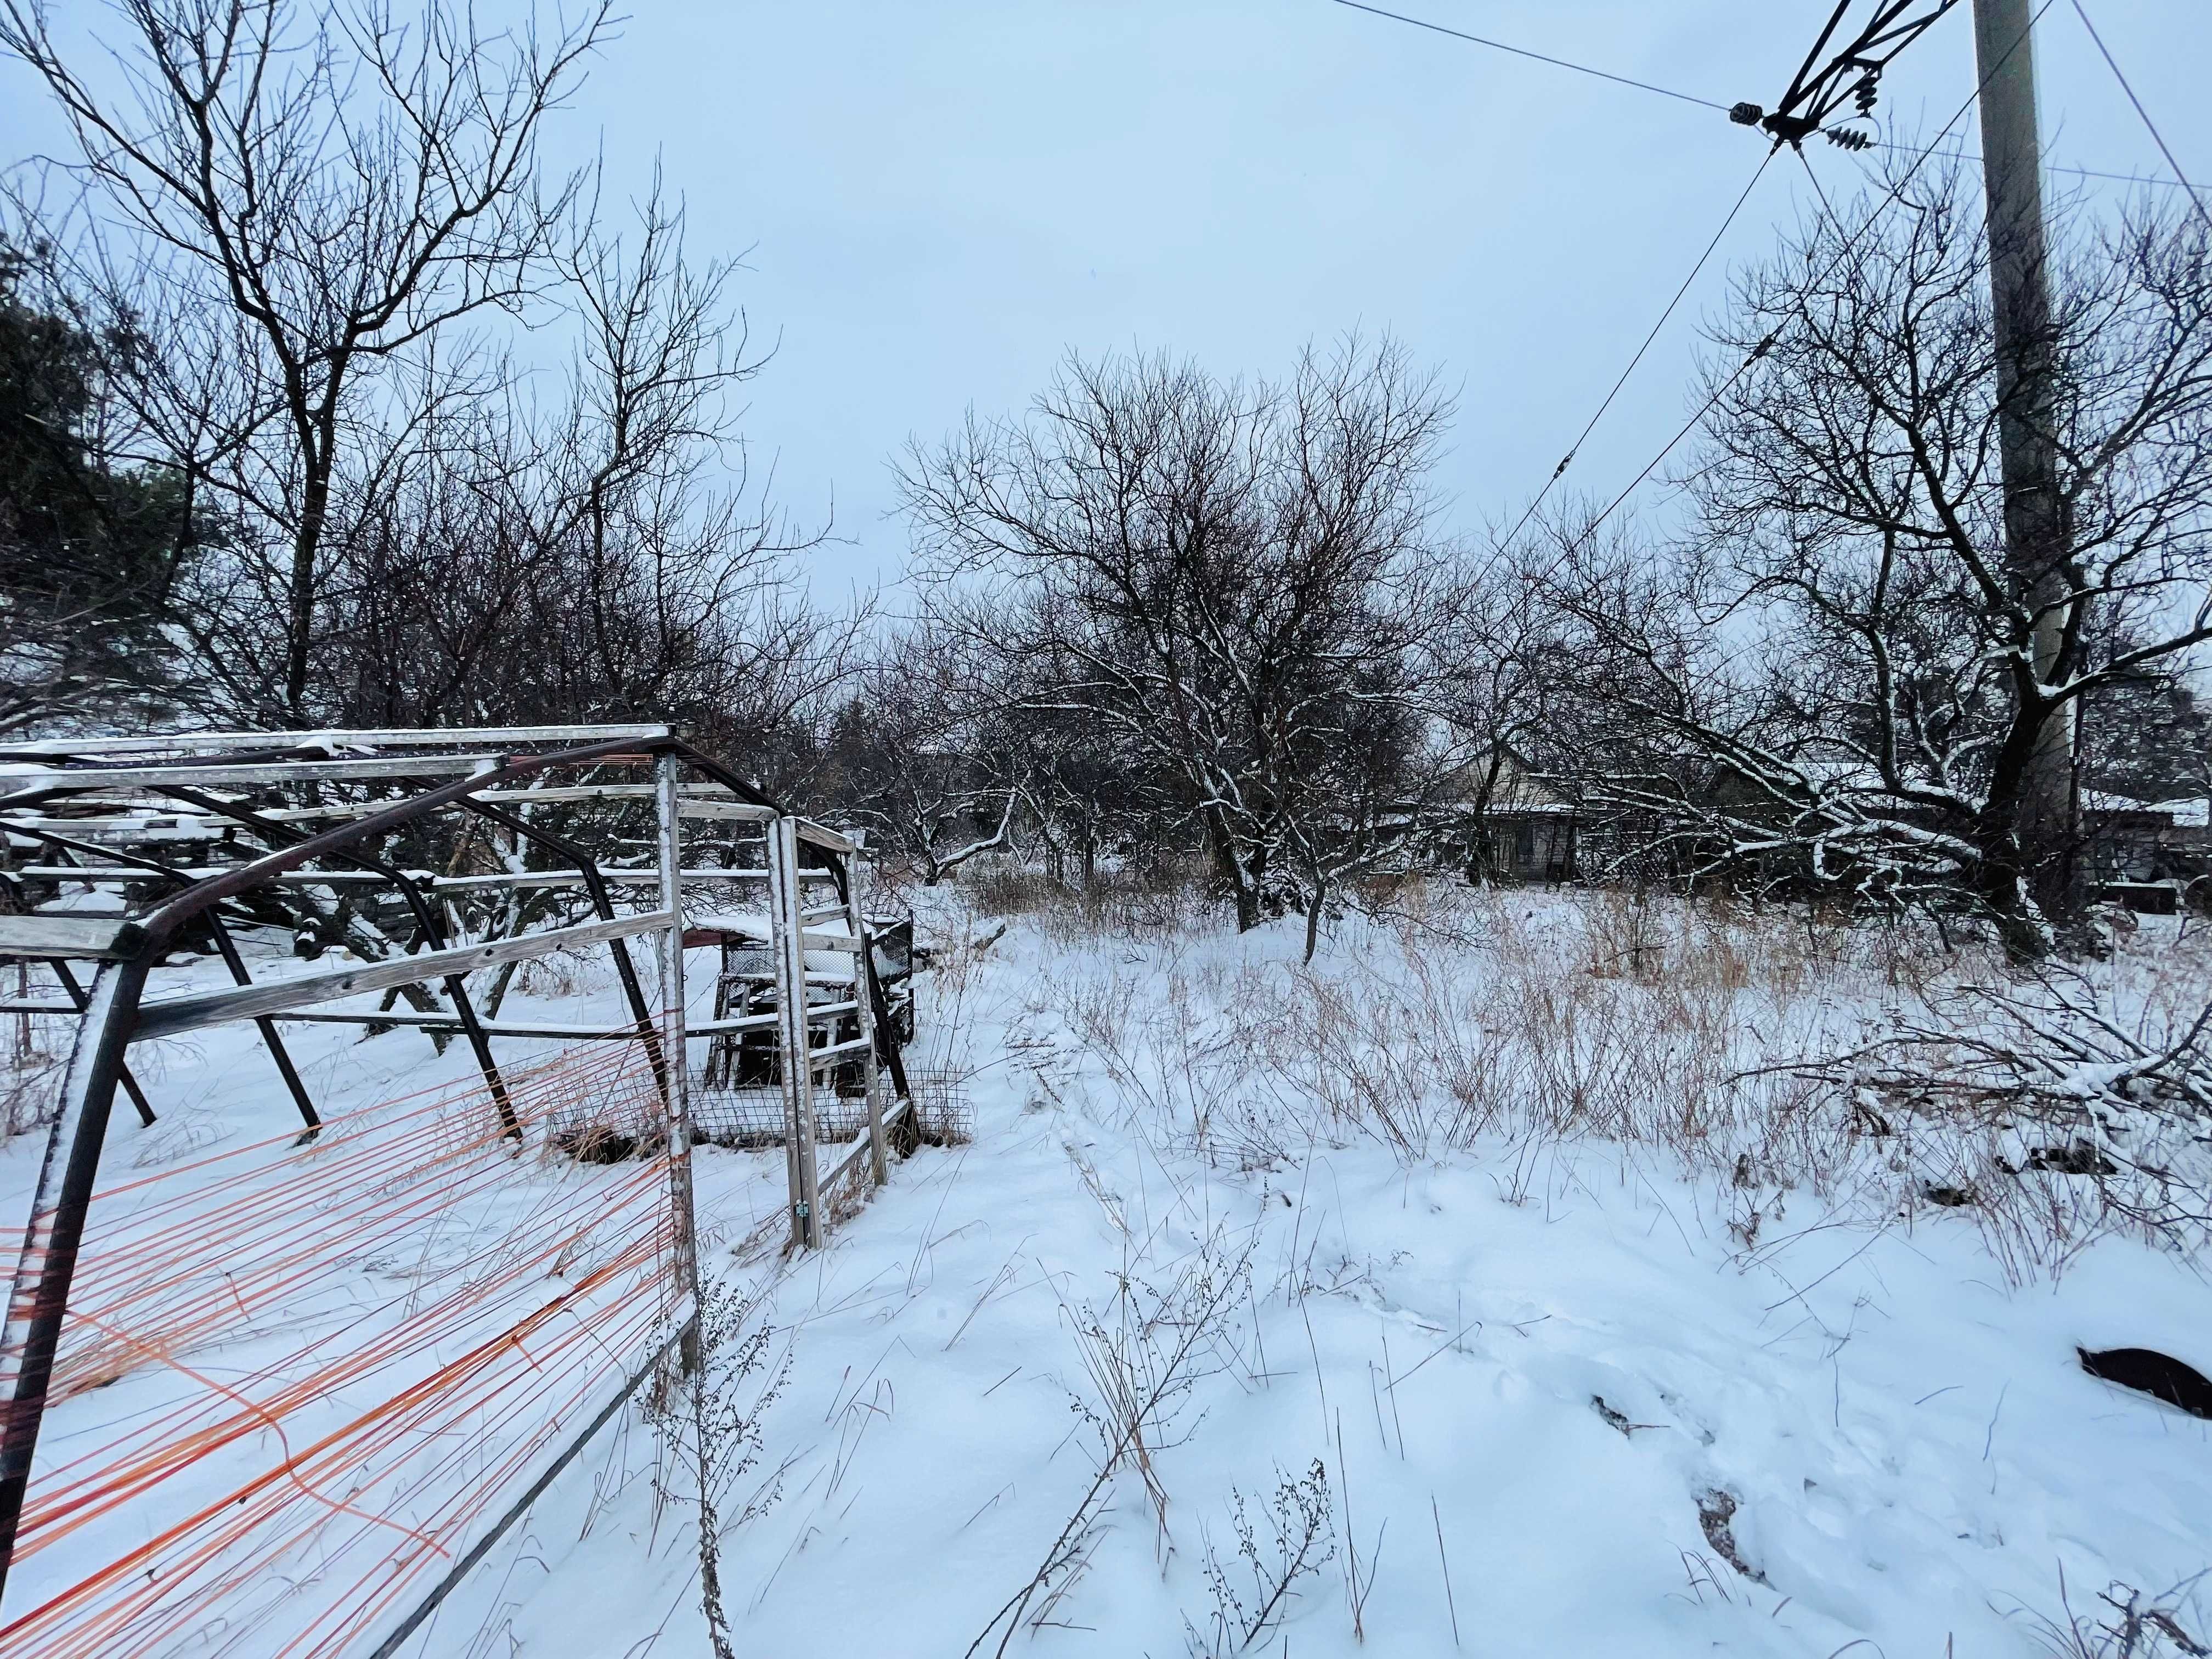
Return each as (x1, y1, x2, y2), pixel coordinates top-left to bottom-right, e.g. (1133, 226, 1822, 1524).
(2084, 792, 2208, 825)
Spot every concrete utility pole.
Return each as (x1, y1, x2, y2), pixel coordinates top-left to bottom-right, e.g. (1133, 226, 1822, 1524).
(1971, 0, 2077, 924)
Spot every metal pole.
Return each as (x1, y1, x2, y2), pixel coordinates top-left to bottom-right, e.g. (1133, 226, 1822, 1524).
(654, 755, 703, 1374)
(841, 851, 889, 1188)
(0, 953, 149, 1601)
(1972, 0, 2077, 922)
(767, 819, 823, 1250)
(459, 800, 670, 1097)
(46, 960, 155, 1127)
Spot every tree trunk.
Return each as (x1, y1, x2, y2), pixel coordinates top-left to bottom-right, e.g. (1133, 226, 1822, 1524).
(1203, 805, 1262, 932)
(285, 467, 328, 724)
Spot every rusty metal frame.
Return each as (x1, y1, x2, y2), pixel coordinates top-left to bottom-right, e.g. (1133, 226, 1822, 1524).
(0, 725, 912, 1626)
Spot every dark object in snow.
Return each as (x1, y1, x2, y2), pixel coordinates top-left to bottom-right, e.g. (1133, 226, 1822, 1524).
(2027, 1141, 2118, 1176)
(1695, 1489, 1767, 1583)
(1922, 1183, 1977, 1207)
(551, 1122, 664, 1165)
(2078, 1346, 2212, 1419)
(1591, 1395, 1663, 1436)
(969, 921, 1008, 955)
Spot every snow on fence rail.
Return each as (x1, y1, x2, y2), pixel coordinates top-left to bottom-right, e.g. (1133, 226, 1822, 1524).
(0, 726, 917, 1654)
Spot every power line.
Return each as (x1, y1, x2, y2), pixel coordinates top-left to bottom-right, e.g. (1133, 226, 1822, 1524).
(1873, 140, 2198, 193)
(1530, 1, 2059, 578)
(1325, 0, 1729, 112)
(1323, 0, 2200, 195)
(2064, 0, 2212, 233)
(1332, 0, 2141, 569)
(1499, 146, 1778, 551)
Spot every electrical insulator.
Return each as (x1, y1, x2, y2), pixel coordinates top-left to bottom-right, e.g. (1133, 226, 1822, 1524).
(1825, 127, 1875, 151)
(1728, 101, 1765, 127)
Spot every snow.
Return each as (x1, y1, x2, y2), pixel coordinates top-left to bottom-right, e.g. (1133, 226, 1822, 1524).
(4, 890, 2211, 1655)
(2149, 798, 2212, 831)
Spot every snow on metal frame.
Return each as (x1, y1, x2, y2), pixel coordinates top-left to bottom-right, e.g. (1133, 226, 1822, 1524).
(0, 726, 762, 1649)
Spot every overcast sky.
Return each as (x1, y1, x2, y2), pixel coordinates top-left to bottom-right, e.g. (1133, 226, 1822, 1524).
(8, 2, 2209, 601)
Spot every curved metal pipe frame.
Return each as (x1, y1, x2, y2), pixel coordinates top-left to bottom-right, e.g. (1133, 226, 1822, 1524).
(0, 730, 766, 1607)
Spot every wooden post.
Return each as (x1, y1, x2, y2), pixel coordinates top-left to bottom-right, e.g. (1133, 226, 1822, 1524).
(654, 754, 703, 1372)
(768, 817, 823, 1249)
(1973, 0, 2078, 925)
(842, 849, 889, 1188)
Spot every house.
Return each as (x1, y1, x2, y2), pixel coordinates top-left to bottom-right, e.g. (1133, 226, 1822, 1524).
(1438, 748, 1581, 883)
(2082, 791, 2211, 910)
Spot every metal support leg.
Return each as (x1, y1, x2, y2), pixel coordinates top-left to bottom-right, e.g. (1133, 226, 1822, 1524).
(204, 916, 320, 1131)
(840, 854, 889, 1188)
(46, 960, 154, 1128)
(160, 788, 515, 1138)
(654, 756, 704, 1373)
(768, 818, 822, 1250)
(12, 826, 298, 1130)
(0, 954, 149, 1604)
(459, 801, 670, 1099)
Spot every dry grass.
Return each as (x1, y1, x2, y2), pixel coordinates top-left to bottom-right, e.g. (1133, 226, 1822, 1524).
(997, 877, 2212, 1280)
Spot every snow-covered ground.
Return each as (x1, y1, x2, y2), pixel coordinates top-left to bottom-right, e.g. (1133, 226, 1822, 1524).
(6, 886, 2211, 1656)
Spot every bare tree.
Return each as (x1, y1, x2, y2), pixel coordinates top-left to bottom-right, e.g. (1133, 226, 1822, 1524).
(1426, 539, 1582, 881)
(1556, 157, 2212, 954)
(821, 624, 1024, 885)
(900, 336, 1454, 938)
(2, 0, 616, 722)
(319, 174, 848, 771)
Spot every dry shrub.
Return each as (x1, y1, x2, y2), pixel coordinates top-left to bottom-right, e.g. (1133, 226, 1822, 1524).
(1018, 879, 2209, 1277)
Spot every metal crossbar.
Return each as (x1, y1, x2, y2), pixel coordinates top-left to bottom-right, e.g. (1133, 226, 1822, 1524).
(0, 722, 916, 1645)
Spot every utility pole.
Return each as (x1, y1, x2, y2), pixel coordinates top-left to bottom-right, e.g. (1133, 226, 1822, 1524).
(1971, 0, 2078, 930)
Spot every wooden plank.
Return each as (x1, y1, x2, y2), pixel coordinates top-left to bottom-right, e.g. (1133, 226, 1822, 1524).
(432, 868, 768, 891)
(471, 783, 732, 807)
(689, 1012, 780, 1036)
(0, 916, 148, 960)
(131, 910, 674, 1039)
(0, 784, 735, 828)
(9, 865, 396, 888)
(769, 817, 823, 1250)
(817, 1096, 914, 1191)
(843, 871, 889, 1188)
(807, 1036, 872, 1068)
(791, 819, 856, 855)
(10, 865, 761, 891)
(677, 799, 775, 822)
(0, 724, 673, 757)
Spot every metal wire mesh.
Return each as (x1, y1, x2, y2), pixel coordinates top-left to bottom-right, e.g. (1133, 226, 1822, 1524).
(689, 1069, 971, 1150)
